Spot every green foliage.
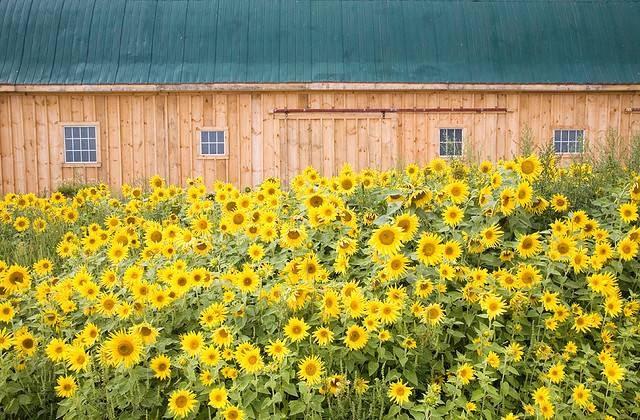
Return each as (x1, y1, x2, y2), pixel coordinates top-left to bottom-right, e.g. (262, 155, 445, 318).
(0, 156, 639, 419)
(56, 179, 102, 199)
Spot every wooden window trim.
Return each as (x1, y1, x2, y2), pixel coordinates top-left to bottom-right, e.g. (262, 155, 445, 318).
(60, 122, 102, 167)
(438, 127, 465, 158)
(552, 128, 585, 156)
(196, 127, 229, 160)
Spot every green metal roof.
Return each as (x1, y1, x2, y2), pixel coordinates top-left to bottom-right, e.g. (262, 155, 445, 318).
(1, 0, 639, 85)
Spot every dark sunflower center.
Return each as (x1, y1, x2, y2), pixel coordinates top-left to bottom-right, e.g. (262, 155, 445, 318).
(117, 342, 134, 356)
(175, 395, 188, 408)
(521, 160, 534, 174)
(378, 230, 395, 246)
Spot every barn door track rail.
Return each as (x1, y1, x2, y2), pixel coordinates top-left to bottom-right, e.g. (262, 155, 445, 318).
(272, 107, 510, 118)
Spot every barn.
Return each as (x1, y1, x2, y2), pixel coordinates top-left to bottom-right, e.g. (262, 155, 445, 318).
(1, 0, 639, 195)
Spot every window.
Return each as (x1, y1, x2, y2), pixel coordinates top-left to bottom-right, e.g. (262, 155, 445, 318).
(199, 129, 227, 157)
(439, 128, 463, 157)
(63, 125, 98, 164)
(554, 129, 584, 154)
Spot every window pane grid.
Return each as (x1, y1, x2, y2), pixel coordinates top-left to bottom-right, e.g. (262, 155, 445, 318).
(439, 128, 463, 157)
(64, 125, 97, 163)
(554, 130, 584, 154)
(200, 130, 226, 156)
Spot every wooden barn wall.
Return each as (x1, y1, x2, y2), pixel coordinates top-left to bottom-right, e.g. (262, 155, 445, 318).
(0, 91, 639, 195)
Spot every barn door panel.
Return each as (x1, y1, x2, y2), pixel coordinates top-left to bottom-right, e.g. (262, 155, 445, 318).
(276, 114, 398, 186)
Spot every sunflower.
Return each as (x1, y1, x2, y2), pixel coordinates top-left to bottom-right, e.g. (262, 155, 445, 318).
(480, 223, 503, 248)
(208, 386, 228, 409)
(568, 210, 588, 230)
(336, 237, 357, 257)
(247, 243, 264, 262)
(515, 182, 533, 206)
(0, 302, 14, 322)
(15, 330, 37, 357)
(499, 188, 516, 215)
(33, 258, 54, 276)
(517, 233, 542, 258)
(200, 303, 227, 328)
(344, 324, 368, 351)
(549, 237, 575, 259)
(344, 293, 366, 318)
(445, 181, 469, 204)
(265, 339, 290, 361)
(604, 296, 622, 317)
(313, 327, 334, 346)
(593, 242, 613, 263)
(516, 155, 542, 181)
(222, 405, 245, 420)
(619, 202, 638, 223)
(422, 303, 445, 326)
(299, 253, 321, 281)
(551, 194, 570, 212)
(529, 196, 550, 215)
(150, 354, 171, 379)
(541, 291, 559, 311)
(337, 173, 357, 195)
(180, 331, 205, 356)
(55, 375, 78, 398)
(481, 294, 506, 320)
(394, 213, 419, 241)
(572, 384, 591, 408)
(167, 388, 197, 418)
(442, 240, 462, 262)
(378, 301, 401, 325)
(387, 380, 412, 405)
(573, 314, 591, 333)
(103, 330, 142, 368)
(416, 232, 443, 266)
(539, 401, 554, 419)
(235, 266, 261, 294)
(45, 338, 67, 362)
(442, 205, 464, 227)
(191, 216, 212, 235)
(531, 386, 550, 407)
(66, 346, 90, 372)
(284, 317, 309, 343)
(297, 355, 325, 384)
(212, 326, 234, 347)
(13, 216, 29, 232)
(321, 290, 341, 320)
(369, 224, 404, 256)
(568, 248, 587, 273)
(602, 360, 625, 384)
(617, 237, 638, 261)
(505, 342, 524, 362)
(517, 264, 542, 289)
(486, 351, 500, 368)
(414, 278, 434, 298)
(547, 363, 565, 384)
(2, 264, 31, 294)
(384, 254, 410, 279)
(402, 337, 417, 349)
(457, 363, 475, 385)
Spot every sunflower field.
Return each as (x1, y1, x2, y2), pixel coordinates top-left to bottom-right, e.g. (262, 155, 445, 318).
(0, 154, 639, 419)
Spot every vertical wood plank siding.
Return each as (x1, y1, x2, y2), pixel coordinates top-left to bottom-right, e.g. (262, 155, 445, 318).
(0, 91, 639, 195)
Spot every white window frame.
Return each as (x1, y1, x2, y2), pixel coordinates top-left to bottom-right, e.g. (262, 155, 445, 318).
(553, 129, 585, 155)
(438, 127, 464, 157)
(197, 127, 229, 159)
(61, 122, 101, 167)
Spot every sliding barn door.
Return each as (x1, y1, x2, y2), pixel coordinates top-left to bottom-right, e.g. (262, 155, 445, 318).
(275, 114, 398, 185)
